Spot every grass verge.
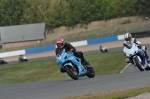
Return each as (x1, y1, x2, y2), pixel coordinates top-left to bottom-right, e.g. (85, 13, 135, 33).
(63, 86, 150, 99)
(0, 51, 126, 85)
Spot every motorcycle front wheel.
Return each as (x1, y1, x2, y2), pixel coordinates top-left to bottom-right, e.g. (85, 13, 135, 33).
(133, 56, 144, 71)
(64, 66, 79, 80)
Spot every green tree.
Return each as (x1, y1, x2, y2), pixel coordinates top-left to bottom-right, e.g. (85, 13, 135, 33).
(136, 0, 150, 16)
(21, 0, 56, 28)
(0, 0, 27, 26)
(0, 0, 148, 29)
(49, 0, 67, 28)
(64, 0, 82, 26)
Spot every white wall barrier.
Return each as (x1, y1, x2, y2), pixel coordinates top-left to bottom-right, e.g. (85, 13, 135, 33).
(117, 35, 124, 40)
(55, 40, 87, 48)
(70, 40, 87, 47)
(0, 50, 25, 58)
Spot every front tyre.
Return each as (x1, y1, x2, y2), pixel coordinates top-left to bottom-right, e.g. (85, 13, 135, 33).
(133, 56, 144, 71)
(64, 66, 79, 80)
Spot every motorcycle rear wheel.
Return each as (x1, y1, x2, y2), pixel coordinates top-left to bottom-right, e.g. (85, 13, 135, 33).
(86, 65, 95, 78)
(105, 49, 108, 52)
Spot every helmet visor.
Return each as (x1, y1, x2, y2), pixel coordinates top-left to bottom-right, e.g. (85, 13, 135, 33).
(125, 38, 130, 41)
(57, 43, 63, 48)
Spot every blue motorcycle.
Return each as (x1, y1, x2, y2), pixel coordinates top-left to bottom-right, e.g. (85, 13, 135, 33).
(56, 49, 95, 80)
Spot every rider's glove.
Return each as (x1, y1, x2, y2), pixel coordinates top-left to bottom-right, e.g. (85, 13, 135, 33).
(56, 54, 60, 57)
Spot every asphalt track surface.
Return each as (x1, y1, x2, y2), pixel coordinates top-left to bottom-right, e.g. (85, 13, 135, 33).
(0, 45, 150, 99)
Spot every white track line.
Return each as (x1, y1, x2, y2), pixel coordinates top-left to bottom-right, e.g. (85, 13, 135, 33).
(120, 63, 131, 73)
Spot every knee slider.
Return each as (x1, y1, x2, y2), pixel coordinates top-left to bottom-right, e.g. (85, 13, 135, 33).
(141, 46, 146, 52)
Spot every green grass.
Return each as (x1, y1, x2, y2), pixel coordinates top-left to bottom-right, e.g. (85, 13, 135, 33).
(0, 51, 126, 85)
(63, 86, 150, 99)
(0, 60, 68, 85)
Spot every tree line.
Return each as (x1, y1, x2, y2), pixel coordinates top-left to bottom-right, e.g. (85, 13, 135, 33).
(0, 0, 149, 29)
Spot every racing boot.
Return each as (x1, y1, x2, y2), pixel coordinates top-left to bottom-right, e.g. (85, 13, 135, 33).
(84, 60, 89, 65)
(126, 58, 130, 63)
(145, 52, 150, 62)
(81, 56, 87, 65)
(82, 60, 92, 69)
(80, 55, 92, 69)
(81, 58, 89, 65)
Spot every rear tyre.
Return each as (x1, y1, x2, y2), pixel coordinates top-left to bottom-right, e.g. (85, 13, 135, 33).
(64, 66, 79, 80)
(86, 65, 95, 78)
(145, 64, 150, 71)
(105, 49, 108, 52)
(134, 56, 144, 71)
(100, 50, 104, 53)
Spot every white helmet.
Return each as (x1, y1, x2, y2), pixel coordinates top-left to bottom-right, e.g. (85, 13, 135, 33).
(124, 33, 132, 42)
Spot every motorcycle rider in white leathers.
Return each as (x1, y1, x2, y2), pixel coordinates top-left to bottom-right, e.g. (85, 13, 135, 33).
(123, 33, 150, 63)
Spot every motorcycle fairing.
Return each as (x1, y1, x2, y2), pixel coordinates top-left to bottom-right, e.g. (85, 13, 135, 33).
(56, 49, 87, 76)
(124, 43, 148, 68)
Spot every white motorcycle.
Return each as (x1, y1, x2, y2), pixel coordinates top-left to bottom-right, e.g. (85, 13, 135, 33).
(100, 46, 108, 53)
(123, 43, 150, 71)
